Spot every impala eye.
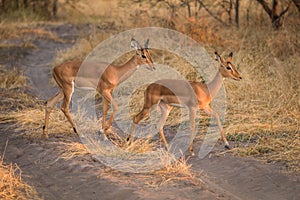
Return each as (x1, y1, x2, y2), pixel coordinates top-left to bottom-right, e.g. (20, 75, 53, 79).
(226, 66, 232, 70)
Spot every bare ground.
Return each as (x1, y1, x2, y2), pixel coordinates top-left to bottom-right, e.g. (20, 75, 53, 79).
(0, 23, 299, 200)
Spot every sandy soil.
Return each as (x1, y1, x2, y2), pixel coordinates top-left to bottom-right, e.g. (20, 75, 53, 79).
(0, 23, 299, 200)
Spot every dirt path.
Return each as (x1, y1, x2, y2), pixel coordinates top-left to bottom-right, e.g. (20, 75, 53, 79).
(1, 23, 299, 200)
(190, 143, 300, 200)
(0, 129, 223, 200)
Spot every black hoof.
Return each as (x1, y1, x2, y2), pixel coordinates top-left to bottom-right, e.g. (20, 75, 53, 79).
(42, 125, 45, 130)
(225, 145, 230, 150)
(73, 127, 77, 134)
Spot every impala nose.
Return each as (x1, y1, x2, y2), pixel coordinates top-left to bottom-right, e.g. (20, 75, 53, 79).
(147, 63, 156, 71)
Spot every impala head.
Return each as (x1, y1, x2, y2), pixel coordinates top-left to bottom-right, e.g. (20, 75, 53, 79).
(131, 38, 155, 71)
(215, 52, 242, 81)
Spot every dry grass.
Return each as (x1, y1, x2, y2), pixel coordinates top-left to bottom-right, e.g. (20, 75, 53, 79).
(56, 141, 89, 161)
(98, 154, 201, 188)
(0, 22, 66, 49)
(0, 141, 41, 200)
(0, 65, 37, 113)
(151, 156, 201, 186)
(0, 107, 77, 139)
(218, 23, 300, 172)
(0, 66, 26, 89)
(0, 161, 41, 200)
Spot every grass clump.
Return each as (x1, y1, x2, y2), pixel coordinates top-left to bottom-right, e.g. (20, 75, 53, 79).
(0, 161, 41, 200)
(0, 66, 26, 89)
(0, 140, 41, 200)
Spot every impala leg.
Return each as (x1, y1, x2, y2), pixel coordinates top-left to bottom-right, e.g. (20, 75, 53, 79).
(188, 108, 197, 156)
(128, 123, 137, 143)
(204, 106, 229, 149)
(101, 92, 118, 133)
(61, 84, 77, 134)
(102, 98, 109, 133)
(129, 106, 151, 142)
(107, 98, 118, 129)
(43, 91, 64, 137)
(157, 102, 172, 149)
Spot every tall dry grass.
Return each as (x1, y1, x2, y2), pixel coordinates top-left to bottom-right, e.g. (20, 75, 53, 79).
(0, 140, 41, 200)
(222, 23, 300, 172)
(0, 161, 41, 200)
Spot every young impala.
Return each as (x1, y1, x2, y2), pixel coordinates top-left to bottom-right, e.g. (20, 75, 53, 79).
(43, 38, 154, 137)
(130, 52, 241, 156)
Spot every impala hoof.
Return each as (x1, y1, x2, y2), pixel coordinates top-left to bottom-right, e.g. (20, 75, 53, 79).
(42, 126, 49, 138)
(100, 134, 108, 141)
(73, 127, 77, 134)
(99, 129, 104, 134)
(126, 136, 134, 144)
(225, 143, 230, 150)
(190, 150, 195, 156)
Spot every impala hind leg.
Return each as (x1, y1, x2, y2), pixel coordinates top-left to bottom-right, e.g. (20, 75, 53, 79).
(204, 106, 229, 149)
(188, 108, 197, 156)
(157, 102, 172, 149)
(43, 91, 64, 137)
(128, 106, 151, 142)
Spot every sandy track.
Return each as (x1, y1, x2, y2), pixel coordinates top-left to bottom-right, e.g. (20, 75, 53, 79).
(190, 143, 300, 200)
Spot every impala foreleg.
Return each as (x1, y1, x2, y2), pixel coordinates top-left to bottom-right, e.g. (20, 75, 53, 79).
(107, 98, 118, 129)
(101, 92, 118, 135)
(43, 91, 64, 137)
(204, 106, 229, 149)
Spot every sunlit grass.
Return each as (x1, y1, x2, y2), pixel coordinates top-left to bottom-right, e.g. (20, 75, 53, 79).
(0, 161, 41, 200)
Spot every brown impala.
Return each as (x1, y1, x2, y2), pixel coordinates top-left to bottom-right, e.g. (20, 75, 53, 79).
(130, 52, 241, 156)
(43, 38, 155, 137)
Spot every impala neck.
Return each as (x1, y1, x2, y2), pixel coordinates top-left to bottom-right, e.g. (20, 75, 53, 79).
(207, 70, 224, 99)
(117, 55, 139, 83)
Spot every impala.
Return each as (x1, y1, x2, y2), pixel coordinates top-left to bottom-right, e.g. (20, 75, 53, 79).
(130, 52, 241, 155)
(43, 38, 154, 137)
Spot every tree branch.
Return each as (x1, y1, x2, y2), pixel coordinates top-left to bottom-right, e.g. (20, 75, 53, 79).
(278, 1, 292, 18)
(197, 0, 229, 26)
(256, 0, 273, 18)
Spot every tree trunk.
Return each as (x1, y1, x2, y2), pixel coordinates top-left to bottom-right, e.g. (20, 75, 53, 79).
(52, 0, 58, 18)
(256, 0, 291, 29)
(235, 0, 239, 27)
(186, 0, 191, 17)
(271, 0, 282, 28)
(228, 0, 233, 25)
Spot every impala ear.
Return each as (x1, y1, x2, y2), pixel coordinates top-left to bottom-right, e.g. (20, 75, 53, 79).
(215, 52, 222, 63)
(131, 38, 141, 51)
(227, 52, 233, 62)
(145, 39, 149, 49)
